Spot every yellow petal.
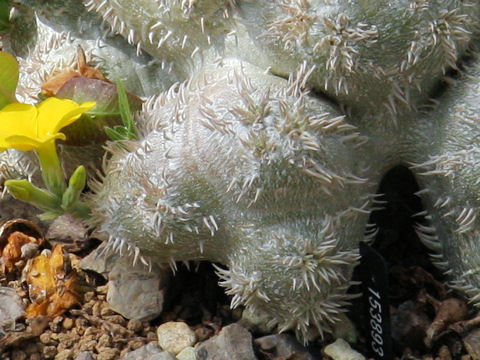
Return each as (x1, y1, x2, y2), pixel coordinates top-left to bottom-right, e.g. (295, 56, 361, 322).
(0, 98, 95, 152)
(36, 98, 94, 138)
(0, 130, 16, 150)
(0, 103, 37, 138)
(5, 133, 66, 151)
(52, 101, 96, 134)
(36, 98, 79, 138)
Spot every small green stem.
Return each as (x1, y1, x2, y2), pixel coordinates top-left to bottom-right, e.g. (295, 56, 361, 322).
(35, 141, 66, 198)
(5, 179, 60, 212)
(70, 201, 91, 219)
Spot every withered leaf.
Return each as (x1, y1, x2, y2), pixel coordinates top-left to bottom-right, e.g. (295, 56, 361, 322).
(25, 245, 81, 318)
(2, 231, 40, 273)
(41, 46, 108, 97)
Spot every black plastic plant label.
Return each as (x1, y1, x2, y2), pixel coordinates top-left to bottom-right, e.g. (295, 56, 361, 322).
(359, 242, 393, 360)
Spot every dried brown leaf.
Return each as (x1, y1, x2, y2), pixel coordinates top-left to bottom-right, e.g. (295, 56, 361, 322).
(424, 297, 469, 348)
(25, 245, 81, 318)
(41, 46, 108, 96)
(2, 231, 40, 273)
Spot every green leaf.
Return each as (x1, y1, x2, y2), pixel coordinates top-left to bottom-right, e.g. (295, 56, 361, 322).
(61, 165, 86, 211)
(104, 79, 138, 141)
(38, 211, 63, 221)
(117, 79, 135, 134)
(0, 51, 18, 109)
(0, 1, 10, 32)
(103, 127, 123, 141)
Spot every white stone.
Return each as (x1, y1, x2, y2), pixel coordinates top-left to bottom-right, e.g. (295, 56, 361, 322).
(0, 287, 25, 331)
(324, 339, 365, 360)
(157, 322, 196, 355)
(176, 346, 196, 360)
(106, 256, 168, 321)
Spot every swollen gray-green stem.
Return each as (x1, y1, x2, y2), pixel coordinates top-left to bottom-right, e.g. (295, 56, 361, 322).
(1, 0, 480, 342)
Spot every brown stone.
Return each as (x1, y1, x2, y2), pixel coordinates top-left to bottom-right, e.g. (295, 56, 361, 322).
(62, 317, 74, 330)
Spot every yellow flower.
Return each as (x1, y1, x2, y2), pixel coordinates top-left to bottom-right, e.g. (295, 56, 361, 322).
(0, 97, 95, 151)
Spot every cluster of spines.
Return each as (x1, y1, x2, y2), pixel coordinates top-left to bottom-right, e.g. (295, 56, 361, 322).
(83, 0, 236, 75)
(14, 18, 81, 103)
(371, 4, 476, 115)
(254, 0, 478, 117)
(90, 91, 225, 263)
(225, 62, 368, 198)
(408, 9, 473, 71)
(82, 0, 479, 119)
(216, 254, 358, 342)
(134, 60, 369, 211)
(263, 0, 315, 52)
(270, 237, 359, 292)
(213, 213, 364, 341)
(412, 195, 480, 306)
(83, 0, 478, 118)
(0, 150, 38, 196)
(100, 234, 151, 269)
(215, 256, 358, 342)
(316, 14, 378, 97)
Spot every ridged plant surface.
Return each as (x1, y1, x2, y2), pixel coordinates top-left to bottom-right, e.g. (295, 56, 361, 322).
(2, 0, 480, 341)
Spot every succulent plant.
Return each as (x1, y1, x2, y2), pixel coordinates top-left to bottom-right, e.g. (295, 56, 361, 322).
(2, 0, 480, 342)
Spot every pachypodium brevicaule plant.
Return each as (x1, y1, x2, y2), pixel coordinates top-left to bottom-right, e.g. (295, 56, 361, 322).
(3, 0, 480, 343)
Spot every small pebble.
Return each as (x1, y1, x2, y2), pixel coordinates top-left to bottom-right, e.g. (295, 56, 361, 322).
(21, 242, 39, 259)
(0, 287, 26, 330)
(127, 319, 143, 333)
(50, 316, 64, 333)
(100, 302, 114, 316)
(96, 285, 108, 295)
(157, 321, 196, 355)
(105, 314, 126, 325)
(323, 339, 365, 360)
(129, 339, 146, 351)
(106, 258, 167, 321)
(96, 348, 119, 360)
(92, 301, 102, 317)
(43, 346, 58, 359)
(438, 345, 452, 360)
(98, 334, 113, 349)
(75, 317, 88, 330)
(79, 340, 97, 352)
(40, 332, 54, 345)
(83, 327, 97, 337)
(176, 346, 196, 360)
(75, 351, 95, 360)
(195, 324, 257, 360)
(255, 333, 314, 360)
(62, 317, 74, 330)
(54, 349, 72, 360)
(121, 343, 175, 360)
(59, 333, 79, 348)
